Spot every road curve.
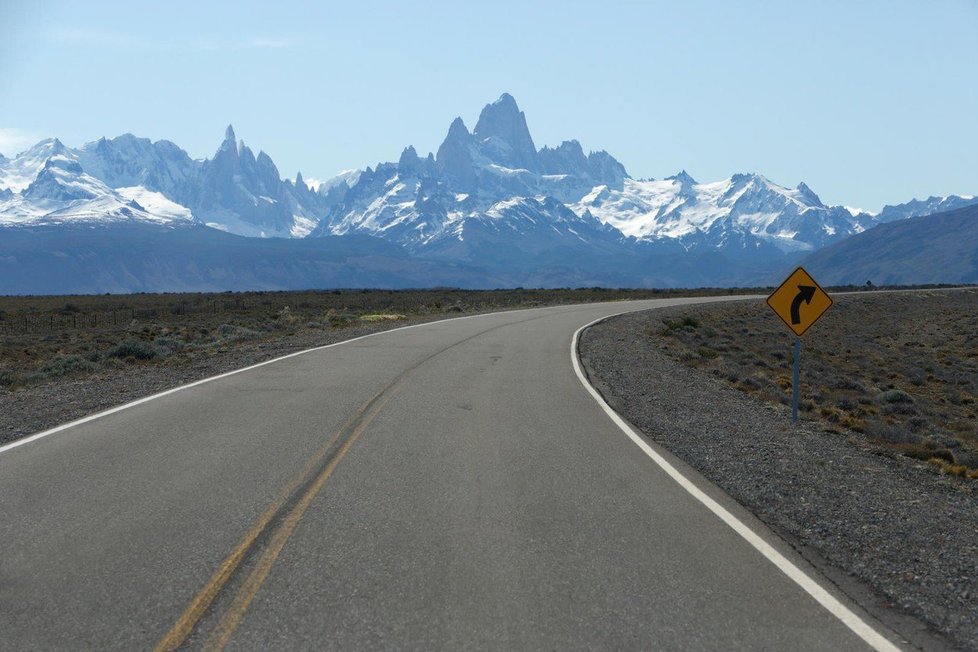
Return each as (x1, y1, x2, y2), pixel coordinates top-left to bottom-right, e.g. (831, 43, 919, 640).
(0, 298, 905, 650)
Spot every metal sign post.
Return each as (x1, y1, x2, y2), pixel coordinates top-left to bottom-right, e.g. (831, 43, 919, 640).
(767, 267, 833, 424)
(792, 337, 801, 422)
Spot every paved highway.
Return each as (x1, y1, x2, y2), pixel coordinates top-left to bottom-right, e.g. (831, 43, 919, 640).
(0, 298, 905, 650)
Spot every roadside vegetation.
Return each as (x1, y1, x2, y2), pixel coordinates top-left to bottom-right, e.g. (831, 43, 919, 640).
(0, 287, 747, 391)
(652, 289, 978, 479)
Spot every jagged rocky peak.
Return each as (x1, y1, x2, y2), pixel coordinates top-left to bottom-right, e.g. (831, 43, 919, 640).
(256, 149, 277, 170)
(539, 140, 589, 177)
(436, 118, 477, 189)
(14, 137, 70, 164)
(666, 170, 698, 186)
(586, 150, 629, 188)
(255, 150, 281, 189)
(238, 142, 257, 168)
(44, 137, 67, 153)
(795, 181, 825, 207)
(398, 145, 421, 174)
(738, 171, 783, 186)
(108, 133, 143, 148)
(443, 117, 471, 142)
(218, 125, 237, 154)
(473, 93, 539, 172)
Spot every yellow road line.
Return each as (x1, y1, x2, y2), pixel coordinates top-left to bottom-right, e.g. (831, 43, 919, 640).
(155, 313, 546, 651)
(203, 388, 399, 651)
(153, 386, 392, 652)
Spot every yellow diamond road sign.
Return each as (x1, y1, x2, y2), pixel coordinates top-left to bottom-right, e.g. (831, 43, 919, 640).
(767, 266, 833, 336)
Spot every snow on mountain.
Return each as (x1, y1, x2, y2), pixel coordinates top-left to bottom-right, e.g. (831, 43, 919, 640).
(307, 93, 976, 281)
(116, 186, 194, 222)
(0, 138, 72, 193)
(24, 155, 107, 202)
(313, 94, 631, 265)
(874, 194, 978, 223)
(0, 144, 193, 228)
(571, 172, 873, 253)
(38, 194, 193, 226)
(314, 169, 362, 194)
(0, 126, 327, 236)
(75, 133, 197, 199)
(188, 125, 328, 238)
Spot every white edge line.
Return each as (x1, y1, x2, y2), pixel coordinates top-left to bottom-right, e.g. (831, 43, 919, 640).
(0, 307, 532, 456)
(570, 313, 903, 652)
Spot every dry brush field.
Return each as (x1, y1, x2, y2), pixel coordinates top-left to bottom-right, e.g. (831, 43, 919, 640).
(652, 288, 978, 479)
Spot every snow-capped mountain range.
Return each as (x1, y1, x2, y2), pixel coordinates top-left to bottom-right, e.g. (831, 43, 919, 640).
(0, 128, 327, 238)
(1, 93, 975, 291)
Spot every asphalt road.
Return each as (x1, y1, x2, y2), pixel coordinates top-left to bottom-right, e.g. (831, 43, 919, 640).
(0, 298, 906, 650)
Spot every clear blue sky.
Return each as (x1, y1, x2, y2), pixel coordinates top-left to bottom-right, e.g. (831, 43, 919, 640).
(1, 0, 976, 211)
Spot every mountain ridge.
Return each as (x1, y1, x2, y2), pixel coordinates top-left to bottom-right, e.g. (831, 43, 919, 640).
(802, 203, 978, 285)
(1, 93, 975, 291)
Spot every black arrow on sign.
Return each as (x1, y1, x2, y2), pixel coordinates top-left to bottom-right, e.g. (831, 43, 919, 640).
(790, 285, 817, 325)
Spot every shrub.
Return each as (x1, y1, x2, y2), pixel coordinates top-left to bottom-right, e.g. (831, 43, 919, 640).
(831, 377, 866, 392)
(661, 315, 700, 334)
(740, 377, 762, 391)
(697, 346, 718, 359)
(877, 389, 914, 404)
(107, 340, 159, 361)
(153, 336, 187, 355)
(882, 402, 918, 416)
(870, 423, 921, 445)
(217, 324, 260, 342)
(327, 313, 356, 328)
(907, 416, 929, 432)
(953, 449, 978, 469)
(836, 398, 857, 411)
(37, 354, 96, 377)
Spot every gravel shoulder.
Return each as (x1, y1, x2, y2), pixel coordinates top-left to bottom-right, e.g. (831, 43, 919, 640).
(579, 306, 977, 651)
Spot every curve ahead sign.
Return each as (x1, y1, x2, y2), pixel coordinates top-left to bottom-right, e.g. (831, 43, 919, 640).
(767, 266, 833, 336)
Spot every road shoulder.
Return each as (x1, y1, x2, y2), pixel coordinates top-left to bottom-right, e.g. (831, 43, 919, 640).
(579, 307, 975, 652)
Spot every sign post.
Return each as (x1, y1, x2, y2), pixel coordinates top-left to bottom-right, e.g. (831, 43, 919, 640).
(766, 267, 833, 422)
(792, 337, 800, 421)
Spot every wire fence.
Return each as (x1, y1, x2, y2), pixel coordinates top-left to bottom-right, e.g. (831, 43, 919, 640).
(0, 298, 258, 334)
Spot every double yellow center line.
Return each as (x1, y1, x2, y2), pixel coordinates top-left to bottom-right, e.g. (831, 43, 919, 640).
(155, 381, 402, 651)
(154, 312, 553, 650)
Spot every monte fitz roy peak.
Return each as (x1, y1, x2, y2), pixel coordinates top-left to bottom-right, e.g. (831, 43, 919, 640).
(1, 93, 975, 293)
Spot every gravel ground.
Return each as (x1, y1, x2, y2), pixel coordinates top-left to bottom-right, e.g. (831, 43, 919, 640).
(0, 314, 460, 448)
(580, 306, 977, 651)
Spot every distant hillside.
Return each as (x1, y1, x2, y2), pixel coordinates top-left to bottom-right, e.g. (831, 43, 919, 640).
(802, 204, 978, 285)
(0, 224, 485, 295)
